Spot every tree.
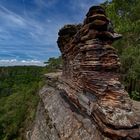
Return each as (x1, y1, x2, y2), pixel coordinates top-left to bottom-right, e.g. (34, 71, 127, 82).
(102, 0, 140, 100)
(44, 56, 62, 72)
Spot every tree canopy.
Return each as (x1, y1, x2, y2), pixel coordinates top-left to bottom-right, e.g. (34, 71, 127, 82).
(104, 0, 140, 100)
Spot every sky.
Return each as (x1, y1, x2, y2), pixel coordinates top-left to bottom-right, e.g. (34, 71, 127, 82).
(0, 0, 106, 66)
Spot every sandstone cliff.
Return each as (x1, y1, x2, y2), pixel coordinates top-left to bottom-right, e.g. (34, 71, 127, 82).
(27, 72, 140, 140)
(27, 6, 140, 140)
(57, 6, 140, 139)
(27, 72, 111, 140)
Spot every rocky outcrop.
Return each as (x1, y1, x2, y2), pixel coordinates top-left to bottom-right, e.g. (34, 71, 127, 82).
(27, 72, 111, 140)
(57, 6, 140, 139)
(27, 5, 140, 140)
(27, 72, 140, 140)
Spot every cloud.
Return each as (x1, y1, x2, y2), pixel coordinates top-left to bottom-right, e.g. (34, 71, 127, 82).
(0, 3, 71, 46)
(0, 0, 105, 46)
(0, 4, 52, 45)
(0, 59, 45, 66)
(0, 5, 26, 27)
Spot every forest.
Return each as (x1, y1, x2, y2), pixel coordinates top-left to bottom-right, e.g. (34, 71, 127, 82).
(0, 66, 44, 140)
(0, 0, 139, 140)
(104, 0, 140, 100)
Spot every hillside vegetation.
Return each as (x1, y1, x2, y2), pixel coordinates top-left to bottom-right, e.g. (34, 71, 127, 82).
(0, 66, 44, 140)
(104, 0, 140, 100)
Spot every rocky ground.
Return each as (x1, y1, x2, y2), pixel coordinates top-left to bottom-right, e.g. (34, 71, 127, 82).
(132, 100, 140, 120)
(26, 72, 111, 140)
(26, 72, 140, 140)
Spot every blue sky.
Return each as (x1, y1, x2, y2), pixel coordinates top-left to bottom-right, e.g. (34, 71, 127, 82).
(0, 0, 106, 66)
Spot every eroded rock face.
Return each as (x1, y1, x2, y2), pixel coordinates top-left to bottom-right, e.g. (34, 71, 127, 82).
(57, 6, 140, 139)
(27, 73, 110, 140)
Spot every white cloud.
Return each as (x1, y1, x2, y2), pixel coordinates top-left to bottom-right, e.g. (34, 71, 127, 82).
(0, 5, 26, 27)
(1, 0, 100, 46)
(0, 59, 45, 66)
(0, 4, 68, 46)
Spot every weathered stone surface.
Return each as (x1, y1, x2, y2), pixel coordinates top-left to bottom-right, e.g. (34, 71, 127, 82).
(27, 72, 110, 140)
(27, 5, 140, 140)
(57, 6, 140, 140)
(26, 101, 60, 140)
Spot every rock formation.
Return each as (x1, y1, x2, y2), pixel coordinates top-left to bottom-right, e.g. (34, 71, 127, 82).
(57, 6, 140, 139)
(27, 5, 140, 140)
(27, 72, 113, 140)
(27, 72, 140, 140)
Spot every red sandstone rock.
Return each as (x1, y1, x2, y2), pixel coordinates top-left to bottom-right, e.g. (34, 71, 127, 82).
(57, 6, 140, 140)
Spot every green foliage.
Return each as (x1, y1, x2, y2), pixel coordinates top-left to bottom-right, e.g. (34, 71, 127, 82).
(103, 0, 140, 100)
(0, 66, 44, 140)
(120, 45, 140, 99)
(44, 56, 62, 72)
(131, 91, 140, 100)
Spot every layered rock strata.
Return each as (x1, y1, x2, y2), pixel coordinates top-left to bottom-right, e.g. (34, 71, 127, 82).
(27, 72, 111, 140)
(57, 6, 140, 139)
(27, 73, 140, 140)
